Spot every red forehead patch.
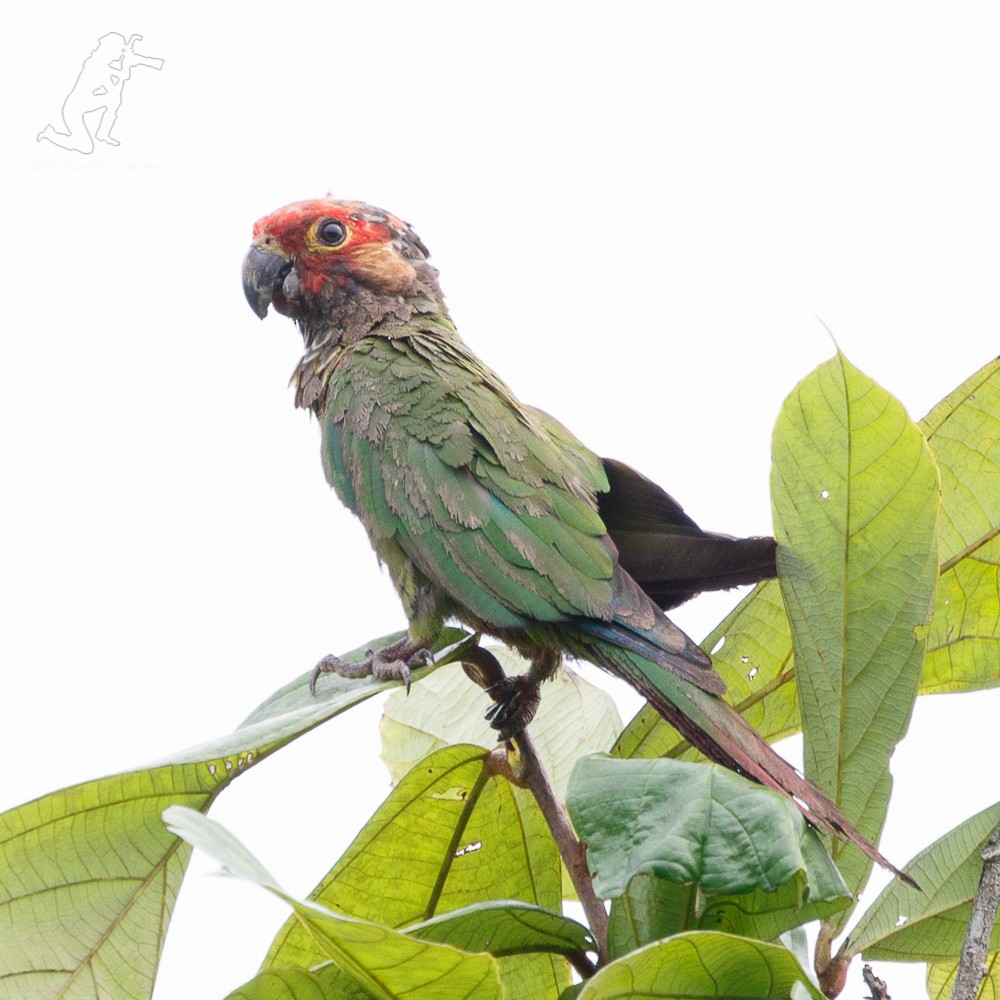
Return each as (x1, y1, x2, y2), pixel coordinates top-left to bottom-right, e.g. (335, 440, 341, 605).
(252, 198, 400, 254)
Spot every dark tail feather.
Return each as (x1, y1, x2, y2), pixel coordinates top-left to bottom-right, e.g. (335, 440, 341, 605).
(612, 531, 777, 610)
(599, 457, 777, 610)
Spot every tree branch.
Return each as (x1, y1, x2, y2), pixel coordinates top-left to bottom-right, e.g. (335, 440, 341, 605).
(952, 819, 1000, 1000)
(462, 646, 608, 969)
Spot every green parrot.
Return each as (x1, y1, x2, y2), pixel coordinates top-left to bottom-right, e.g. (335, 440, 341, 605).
(242, 197, 905, 880)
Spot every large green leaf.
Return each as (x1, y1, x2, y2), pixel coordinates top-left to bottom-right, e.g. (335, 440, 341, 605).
(606, 871, 847, 961)
(919, 357, 1000, 692)
(695, 849, 849, 945)
(771, 352, 939, 902)
(847, 800, 1000, 960)
(164, 807, 501, 1000)
(0, 629, 472, 1000)
(578, 931, 823, 999)
(381, 649, 620, 800)
(566, 755, 847, 904)
(264, 744, 566, 1000)
(613, 579, 795, 759)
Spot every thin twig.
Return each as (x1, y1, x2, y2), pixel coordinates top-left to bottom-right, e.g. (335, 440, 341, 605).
(952, 819, 1000, 1000)
(862, 964, 889, 1000)
(462, 647, 608, 969)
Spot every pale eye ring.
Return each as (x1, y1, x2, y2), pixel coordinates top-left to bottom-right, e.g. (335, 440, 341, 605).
(317, 218, 347, 247)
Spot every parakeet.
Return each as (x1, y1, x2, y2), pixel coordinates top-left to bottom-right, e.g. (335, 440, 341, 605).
(242, 197, 904, 879)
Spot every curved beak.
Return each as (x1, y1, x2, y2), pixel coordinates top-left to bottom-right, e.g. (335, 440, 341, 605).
(242, 244, 292, 319)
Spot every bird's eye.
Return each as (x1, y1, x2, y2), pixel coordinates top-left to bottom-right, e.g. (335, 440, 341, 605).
(317, 218, 347, 247)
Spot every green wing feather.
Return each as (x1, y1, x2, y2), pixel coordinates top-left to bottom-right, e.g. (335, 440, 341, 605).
(322, 334, 616, 629)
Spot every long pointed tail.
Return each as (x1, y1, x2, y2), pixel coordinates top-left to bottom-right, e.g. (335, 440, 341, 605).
(577, 635, 915, 887)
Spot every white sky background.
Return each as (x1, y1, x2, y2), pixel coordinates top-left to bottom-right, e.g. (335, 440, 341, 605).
(4, 3, 1000, 997)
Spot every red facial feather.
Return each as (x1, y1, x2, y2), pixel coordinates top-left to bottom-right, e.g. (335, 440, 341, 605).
(252, 199, 417, 298)
(252, 199, 392, 255)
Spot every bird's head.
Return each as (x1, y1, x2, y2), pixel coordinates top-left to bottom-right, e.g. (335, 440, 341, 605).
(242, 198, 445, 347)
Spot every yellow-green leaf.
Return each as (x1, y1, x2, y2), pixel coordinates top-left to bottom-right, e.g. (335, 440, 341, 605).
(927, 953, 1000, 1000)
(164, 807, 501, 1000)
(578, 931, 823, 999)
(617, 358, 1000, 761)
(224, 968, 351, 998)
(771, 352, 939, 902)
(919, 357, 1000, 693)
(264, 744, 565, 999)
(847, 800, 1000, 961)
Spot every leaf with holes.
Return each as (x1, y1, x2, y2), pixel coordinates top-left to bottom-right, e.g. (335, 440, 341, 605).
(263, 743, 566, 1000)
(165, 806, 502, 1000)
(847, 800, 1000, 961)
(617, 358, 1000, 766)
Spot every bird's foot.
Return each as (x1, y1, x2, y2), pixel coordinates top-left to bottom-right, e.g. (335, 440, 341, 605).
(309, 637, 433, 696)
(484, 674, 541, 741)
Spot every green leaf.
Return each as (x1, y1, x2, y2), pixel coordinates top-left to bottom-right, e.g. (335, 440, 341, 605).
(771, 352, 939, 902)
(607, 874, 695, 958)
(918, 357, 1000, 693)
(694, 829, 850, 942)
(381, 649, 621, 801)
(264, 744, 566, 999)
(0, 629, 473, 1000)
(607, 846, 850, 957)
(0, 767, 195, 1000)
(406, 900, 594, 958)
(578, 931, 823, 999)
(613, 579, 796, 759)
(847, 800, 1000, 960)
(566, 755, 848, 902)
(164, 807, 502, 1000)
(927, 953, 1000, 1000)
(225, 967, 358, 999)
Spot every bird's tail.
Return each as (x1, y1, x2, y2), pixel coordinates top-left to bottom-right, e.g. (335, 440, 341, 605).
(597, 457, 778, 610)
(572, 630, 915, 887)
(619, 532, 779, 610)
